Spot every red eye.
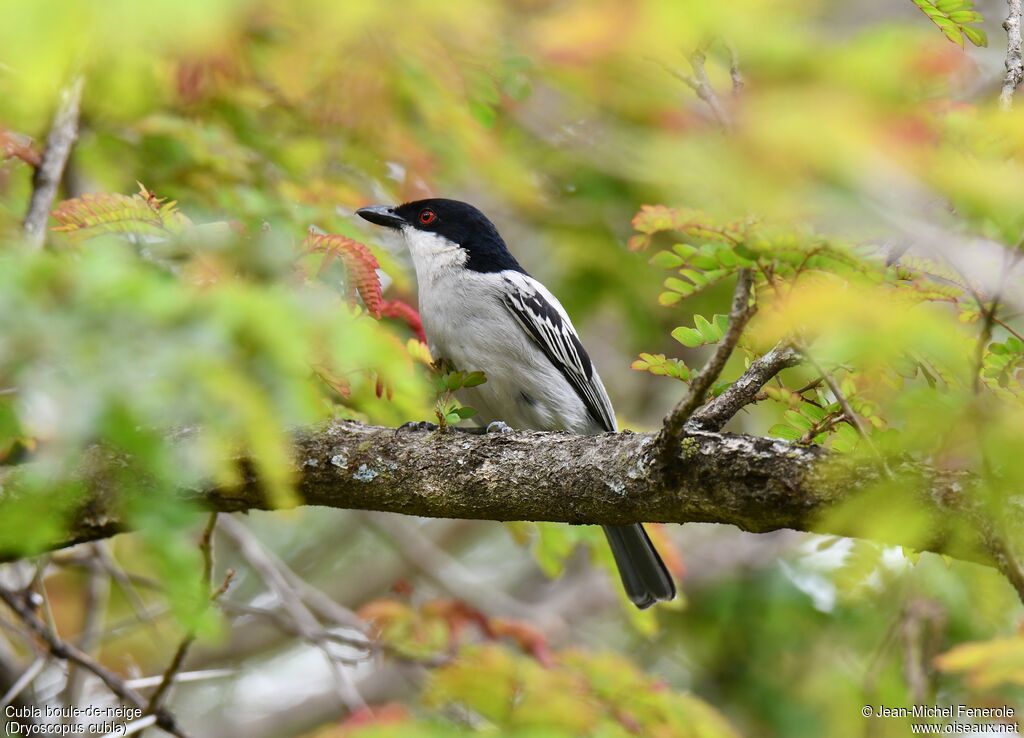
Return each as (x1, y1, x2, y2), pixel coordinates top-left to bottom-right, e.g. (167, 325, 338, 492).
(419, 209, 436, 225)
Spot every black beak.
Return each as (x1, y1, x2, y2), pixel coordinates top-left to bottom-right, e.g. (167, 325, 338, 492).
(356, 205, 406, 229)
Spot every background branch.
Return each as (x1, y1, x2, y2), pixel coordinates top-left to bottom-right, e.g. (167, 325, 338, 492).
(0, 586, 189, 738)
(1002, 0, 1024, 109)
(22, 76, 84, 248)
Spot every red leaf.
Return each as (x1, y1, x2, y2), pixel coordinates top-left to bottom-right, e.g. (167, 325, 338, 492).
(304, 230, 383, 318)
(380, 299, 426, 342)
(339, 703, 409, 733)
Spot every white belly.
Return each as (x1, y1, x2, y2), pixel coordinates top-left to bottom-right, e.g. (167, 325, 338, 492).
(418, 270, 602, 434)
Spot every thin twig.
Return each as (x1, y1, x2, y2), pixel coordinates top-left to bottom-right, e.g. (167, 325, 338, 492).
(63, 548, 110, 708)
(1001, 0, 1024, 110)
(659, 269, 754, 455)
(686, 340, 802, 432)
(801, 351, 893, 478)
(972, 249, 1020, 392)
(23, 76, 84, 248)
(357, 511, 552, 626)
(982, 533, 1024, 604)
(793, 376, 824, 395)
(656, 39, 734, 131)
(797, 412, 847, 445)
(217, 515, 369, 713)
(0, 656, 45, 709)
(144, 513, 223, 723)
(973, 298, 1001, 393)
(105, 715, 157, 738)
(993, 316, 1024, 343)
(0, 586, 190, 738)
(93, 543, 165, 639)
(726, 41, 744, 96)
(900, 599, 944, 704)
(685, 45, 732, 130)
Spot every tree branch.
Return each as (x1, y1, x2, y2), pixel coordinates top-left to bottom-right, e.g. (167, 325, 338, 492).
(686, 341, 802, 431)
(658, 268, 754, 455)
(0, 586, 189, 738)
(659, 40, 734, 131)
(1, 418, 1014, 573)
(23, 77, 84, 248)
(1002, 0, 1024, 110)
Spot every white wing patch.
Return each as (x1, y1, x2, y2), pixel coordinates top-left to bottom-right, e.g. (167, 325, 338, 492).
(500, 273, 617, 433)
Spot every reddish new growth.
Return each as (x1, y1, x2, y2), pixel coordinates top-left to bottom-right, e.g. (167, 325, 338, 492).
(51, 183, 191, 241)
(0, 129, 41, 167)
(380, 299, 426, 343)
(304, 230, 384, 318)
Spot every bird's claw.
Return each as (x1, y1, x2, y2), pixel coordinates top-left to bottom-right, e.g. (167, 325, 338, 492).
(395, 420, 440, 436)
(395, 420, 512, 436)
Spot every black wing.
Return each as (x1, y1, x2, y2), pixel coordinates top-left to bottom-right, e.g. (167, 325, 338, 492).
(500, 273, 616, 433)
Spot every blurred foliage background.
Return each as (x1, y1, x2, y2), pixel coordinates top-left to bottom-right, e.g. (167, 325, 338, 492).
(1, 0, 1023, 736)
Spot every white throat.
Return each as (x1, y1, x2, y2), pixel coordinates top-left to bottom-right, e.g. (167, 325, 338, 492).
(401, 226, 467, 287)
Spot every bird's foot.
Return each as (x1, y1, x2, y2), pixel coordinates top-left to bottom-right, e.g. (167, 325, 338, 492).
(439, 421, 513, 436)
(396, 420, 513, 436)
(395, 420, 440, 436)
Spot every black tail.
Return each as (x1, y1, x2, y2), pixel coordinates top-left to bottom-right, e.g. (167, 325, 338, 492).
(602, 524, 676, 609)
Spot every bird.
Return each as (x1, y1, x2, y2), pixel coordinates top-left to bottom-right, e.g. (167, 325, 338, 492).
(357, 198, 676, 609)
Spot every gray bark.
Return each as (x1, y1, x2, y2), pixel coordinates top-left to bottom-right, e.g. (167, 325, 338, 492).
(23, 77, 84, 247)
(1002, 0, 1024, 109)
(2, 420, 1008, 569)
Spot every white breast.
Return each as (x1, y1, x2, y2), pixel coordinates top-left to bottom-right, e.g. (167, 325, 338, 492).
(402, 227, 601, 433)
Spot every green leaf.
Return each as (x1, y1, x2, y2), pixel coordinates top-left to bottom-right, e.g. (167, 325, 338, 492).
(690, 254, 719, 270)
(800, 404, 827, 423)
(948, 10, 981, 22)
(716, 248, 739, 267)
(650, 251, 684, 269)
(679, 269, 707, 286)
(769, 423, 802, 441)
(941, 24, 964, 47)
(783, 410, 814, 432)
(664, 277, 695, 295)
(671, 326, 704, 348)
(694, 314, 719, 343)
(963, 25, 987, 46)
(462, 371, 487, 388)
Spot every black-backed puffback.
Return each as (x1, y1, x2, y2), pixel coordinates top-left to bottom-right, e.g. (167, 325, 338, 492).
(357, 198, 675, 609)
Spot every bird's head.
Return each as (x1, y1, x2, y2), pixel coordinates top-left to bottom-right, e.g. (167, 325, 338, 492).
(357, 198, 524, 274)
